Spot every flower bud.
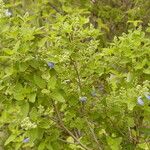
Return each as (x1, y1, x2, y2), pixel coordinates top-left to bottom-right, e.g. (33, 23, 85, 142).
(47, 62, 55, 69)
(23, 137, 30, 143)
(79, 96, 87, 103)
(137, 96, 144, 106)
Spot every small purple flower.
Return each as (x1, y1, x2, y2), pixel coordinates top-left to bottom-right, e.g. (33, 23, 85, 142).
(23, 137, 30, 143)
(137, 96, 144, 106)
(79, 96, 87, 103)
(47, 62, 55, 69)
(144, 94, 150, 100)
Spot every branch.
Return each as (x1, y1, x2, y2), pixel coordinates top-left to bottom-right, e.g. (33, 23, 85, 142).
(70, 57, 86, 115)
(70, 57, 82, 94)
(48, 2, 65, 15)
(85, 118, 103, 150)
(52, 102, 92, 150)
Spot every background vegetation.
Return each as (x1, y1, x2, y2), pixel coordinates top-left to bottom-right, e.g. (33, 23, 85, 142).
(0, 0, 150, 149)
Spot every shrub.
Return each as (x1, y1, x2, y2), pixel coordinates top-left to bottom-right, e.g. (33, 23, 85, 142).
(0, 1, 150, 150)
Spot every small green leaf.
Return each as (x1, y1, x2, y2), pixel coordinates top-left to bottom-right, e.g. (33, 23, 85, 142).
(39, 118, 50, 129)
(14, 93, 25, 101)
(30, 107, 38, 121)
(38, 141, 46, 150)
(46, 142, 53, 150)
(138, 143, 149, 150)
(34, 75, 46, 89)
(107, 137, 122, 150)
(48, 76, 57, 90)
(4, 134, 16, 146)
(20, 101, 29, 118)
(66, 136, 74, 143)
(19, 62, 28, 72)
(28, 93, 36, 103)
(126, 72, 133, 82)
(0, 86, 5, 90)
(41, 89, 50, 94)
(51, 91, 65, 102)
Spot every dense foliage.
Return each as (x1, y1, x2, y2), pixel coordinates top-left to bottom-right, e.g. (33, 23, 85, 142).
(0, 0, 150, 150)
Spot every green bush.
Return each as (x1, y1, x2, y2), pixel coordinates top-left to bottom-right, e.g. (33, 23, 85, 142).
(0, 0, 150, 150)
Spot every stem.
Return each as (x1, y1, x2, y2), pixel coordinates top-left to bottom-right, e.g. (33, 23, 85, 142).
(70, 57, 82, 94)
(70, 57, 86, 115)
(48, 2, 64, 15)
(53, 102, 92, 150)
(85, 118, 103, 150)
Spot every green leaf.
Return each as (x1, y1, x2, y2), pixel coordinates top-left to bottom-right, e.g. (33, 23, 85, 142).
(46, 142, 53, 150)
(34, 74, 46, 89)
(27, 128, 44, 142)
(138, 143, 149, 150)
(20, 101, 29, 118)
(4, 49, 14, 55)
(127, 102, 136, 111)
(126, 72, 133, 82)
(66, 136, 74, 143)
(41, 89, 50, 94)
(38, 141, 46, 150)
(4, 66, 14, 77)
(107, 137, 122, 150)
(13, 83, 23, 93)
(28, 93, 36, 103)
(4, 134, 16, 146)
(13, 40, 21, 51)
(27, 128, 38, 142)
(48, 76, 57, 90)
(143, 67, 150, 74)
(39, 118, 50, 129)
(30, 107, 38, 121)
(0, 85, 5, 90)
(51, 91, 65, 102)
(19, 62, 28, 72)
(14, 93, 25, 101)
(139, 128, 150, 135)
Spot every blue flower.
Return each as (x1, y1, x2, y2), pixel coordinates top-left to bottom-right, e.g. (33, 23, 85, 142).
(47, 62, 55, 69)
(23, 137, 30, 143)
(79, 96, 87, 103)
(144, 94, 150, 100)
(137, 96, 144, 106)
